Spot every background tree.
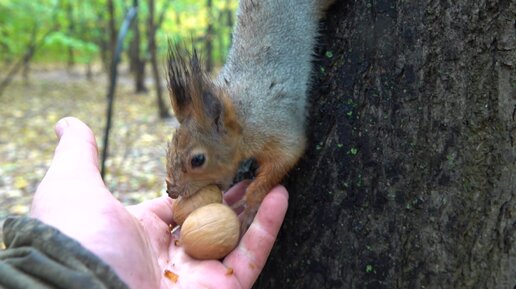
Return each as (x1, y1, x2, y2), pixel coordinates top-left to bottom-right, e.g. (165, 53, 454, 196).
(0, 1, 58, 95)
(0, 0, 240, 240)
(107, 0, 118, 72)
(205, 0, 214, 73)
(65, 0, 75, 71)
(0, 0, 237, 88)
(147, 0, 171, 119)
(255, 1, 515, 288)
(128, 5, 147, 93)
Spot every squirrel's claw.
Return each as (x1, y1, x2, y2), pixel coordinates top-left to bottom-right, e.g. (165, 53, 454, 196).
(239, 206, 258, 238)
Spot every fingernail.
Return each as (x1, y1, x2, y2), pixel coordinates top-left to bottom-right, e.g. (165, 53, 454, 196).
(55, 118, 71, 138)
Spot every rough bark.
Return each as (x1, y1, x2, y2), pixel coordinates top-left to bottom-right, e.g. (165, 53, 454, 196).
(254, 1, 515, 288)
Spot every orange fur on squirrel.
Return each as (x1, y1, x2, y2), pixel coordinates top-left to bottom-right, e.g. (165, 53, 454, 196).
(166, 0, 334, 233)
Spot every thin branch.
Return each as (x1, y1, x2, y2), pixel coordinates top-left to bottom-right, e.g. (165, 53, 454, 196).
(100, 0, 139, 179)
(0, 25, 57, 96)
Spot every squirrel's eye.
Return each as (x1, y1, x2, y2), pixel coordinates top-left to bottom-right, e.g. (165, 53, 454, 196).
(191, 154, 206, 168)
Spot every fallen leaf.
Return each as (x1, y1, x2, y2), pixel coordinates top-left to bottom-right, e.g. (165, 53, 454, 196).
(164, 270, 178, 282)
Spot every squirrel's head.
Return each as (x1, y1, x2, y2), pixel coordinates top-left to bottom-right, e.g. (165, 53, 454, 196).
(165, 43, 242, 199)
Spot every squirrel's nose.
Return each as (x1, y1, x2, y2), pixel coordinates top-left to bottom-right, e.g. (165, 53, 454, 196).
(166, 186, 180, 199)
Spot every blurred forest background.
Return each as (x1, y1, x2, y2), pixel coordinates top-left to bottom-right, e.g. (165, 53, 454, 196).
(0, 0, 237, 234)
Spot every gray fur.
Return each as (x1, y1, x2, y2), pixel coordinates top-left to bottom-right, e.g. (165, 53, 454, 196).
(216, 0, 319, 153)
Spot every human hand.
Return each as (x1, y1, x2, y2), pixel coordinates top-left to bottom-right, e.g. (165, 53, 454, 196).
(30, 117, 288, 289)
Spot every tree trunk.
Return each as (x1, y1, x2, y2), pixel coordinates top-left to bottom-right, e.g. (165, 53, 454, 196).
(0, 25, 55, 96)
(129, 9, 147, 93)
(254, 1, 515, 289)
(148, 0, 170, 118)
(66, 1, 75, 71)
(97, 12, 110, 74)
(21, 58, 30, 86)
(86, 62, 93, 81)
(225, 0, 233, 45)
(0, 30, 10, 65)
(134, 56, 147, 93)
(107, 0, 117, 73)
(205, 0, 214, 73)
(21, 26, 38, 86)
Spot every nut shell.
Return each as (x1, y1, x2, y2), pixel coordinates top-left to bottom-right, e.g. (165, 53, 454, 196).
(172, 185, 223, 225)
(180, 203, 240, 260)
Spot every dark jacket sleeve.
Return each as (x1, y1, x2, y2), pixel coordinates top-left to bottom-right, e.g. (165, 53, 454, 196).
(0, 217, 129, 289)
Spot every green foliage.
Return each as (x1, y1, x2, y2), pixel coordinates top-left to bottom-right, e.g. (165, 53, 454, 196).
(160, 0, 237, 66)
(0, 0, 237, 67)
(44, 32, 99, 62)
(0, 0, 58, 60)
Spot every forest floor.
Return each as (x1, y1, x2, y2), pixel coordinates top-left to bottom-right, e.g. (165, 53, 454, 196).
(0, 65, 177, 245)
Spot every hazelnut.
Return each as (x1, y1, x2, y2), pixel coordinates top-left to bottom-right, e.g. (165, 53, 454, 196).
(172, 185, 223, 225)
(180, 203, 240, 260)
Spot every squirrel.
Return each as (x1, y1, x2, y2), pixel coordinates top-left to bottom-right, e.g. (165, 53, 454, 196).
(166, 0, 334, 233)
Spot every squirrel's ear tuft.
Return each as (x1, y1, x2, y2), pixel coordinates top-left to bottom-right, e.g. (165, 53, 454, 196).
(167, 42, 215, 126)
(167, 42, 240, 135)
(167, 42, 194, 123)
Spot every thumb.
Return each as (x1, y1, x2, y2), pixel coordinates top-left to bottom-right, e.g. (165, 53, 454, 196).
(31, 117, 107, 217)
(50, 117, 101, 182)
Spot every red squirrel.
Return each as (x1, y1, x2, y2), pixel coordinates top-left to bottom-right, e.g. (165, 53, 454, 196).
(166, 0, 334, 233)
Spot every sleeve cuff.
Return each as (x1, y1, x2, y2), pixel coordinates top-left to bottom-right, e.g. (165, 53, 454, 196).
(0, 216, 129, 289)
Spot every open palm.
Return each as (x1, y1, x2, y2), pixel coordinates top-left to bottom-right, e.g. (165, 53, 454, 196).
(30, 117, 288, 289)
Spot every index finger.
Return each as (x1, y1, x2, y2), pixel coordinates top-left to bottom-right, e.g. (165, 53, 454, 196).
(223, 185, 288, 288)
